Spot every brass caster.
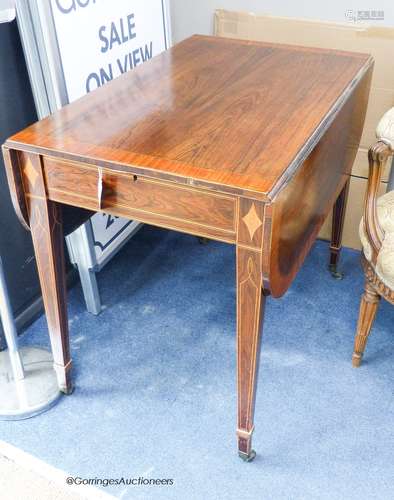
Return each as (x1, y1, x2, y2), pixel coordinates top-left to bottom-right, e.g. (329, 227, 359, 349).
(238, 450, 256, 462)
(61, 383, 75, 396)
(329, 264, 344, 280)
(352, 354, 362, 368)
(198, 237, 209, 245)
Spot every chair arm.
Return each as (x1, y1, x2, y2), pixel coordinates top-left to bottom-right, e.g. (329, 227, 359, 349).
(363, 108, 394, 262)
(364, 142, 391, 263)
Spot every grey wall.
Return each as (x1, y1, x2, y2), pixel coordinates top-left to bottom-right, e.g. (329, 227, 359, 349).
(170, 0, 394, 43)
(0, 20, 40, 349)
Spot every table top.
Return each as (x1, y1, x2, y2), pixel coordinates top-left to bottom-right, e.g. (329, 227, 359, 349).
(6, 35, 372, 199)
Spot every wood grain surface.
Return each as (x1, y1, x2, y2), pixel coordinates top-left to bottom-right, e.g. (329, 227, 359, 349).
(267, 65, 372, 296)
(5, 35, 372, 200)
(43, 157, 237, 242)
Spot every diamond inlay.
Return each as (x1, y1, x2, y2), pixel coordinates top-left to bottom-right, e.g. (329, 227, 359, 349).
(242, 203, 262, 241)
(24, 160, 39, 187)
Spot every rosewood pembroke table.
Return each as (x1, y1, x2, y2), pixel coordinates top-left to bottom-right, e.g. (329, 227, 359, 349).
(2, 35, 372, 461)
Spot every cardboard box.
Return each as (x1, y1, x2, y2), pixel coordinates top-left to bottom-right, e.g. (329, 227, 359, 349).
(215, 10, 394, 249)
(215, 11, 394, 89)
(360, 87, 394, 149)
(319, 176, 387, 249)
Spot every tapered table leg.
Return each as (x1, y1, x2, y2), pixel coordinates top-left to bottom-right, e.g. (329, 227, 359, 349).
(329, 179, 350, 279)
(236, 246, 265, 462)
(23, 154, 72, 394)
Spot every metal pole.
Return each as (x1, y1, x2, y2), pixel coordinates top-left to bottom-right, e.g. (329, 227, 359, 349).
(0, 256, 62, 420)
(0, 257, 24, 380)
(66, 221, 102, 315)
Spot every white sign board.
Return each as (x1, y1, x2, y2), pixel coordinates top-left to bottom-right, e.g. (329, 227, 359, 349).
(50, 0, 170, 263)
(51, 0, 168, 101)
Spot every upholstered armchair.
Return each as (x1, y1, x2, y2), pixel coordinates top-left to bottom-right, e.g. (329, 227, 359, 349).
(353, 107, 394, 367)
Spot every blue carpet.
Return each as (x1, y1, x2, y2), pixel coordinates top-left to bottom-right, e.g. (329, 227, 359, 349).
(1, 226, 393, 500)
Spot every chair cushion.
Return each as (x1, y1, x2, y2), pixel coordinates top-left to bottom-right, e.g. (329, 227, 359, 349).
(360, 190, 394, 289)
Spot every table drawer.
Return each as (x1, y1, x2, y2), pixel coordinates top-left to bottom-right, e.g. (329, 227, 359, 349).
(43, 157, 236, 239)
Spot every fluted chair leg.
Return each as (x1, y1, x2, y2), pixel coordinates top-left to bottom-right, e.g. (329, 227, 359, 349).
(352, 281, 381, 367)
